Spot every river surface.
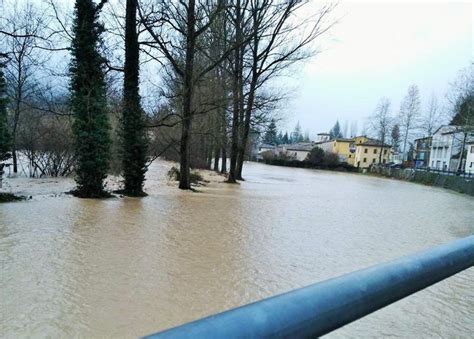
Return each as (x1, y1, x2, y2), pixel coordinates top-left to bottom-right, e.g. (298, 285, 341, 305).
(1, 161, 473, 338)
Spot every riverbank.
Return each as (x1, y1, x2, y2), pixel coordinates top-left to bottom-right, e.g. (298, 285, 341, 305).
(0, 160, 225, 202)
(369, 166, 474, 196)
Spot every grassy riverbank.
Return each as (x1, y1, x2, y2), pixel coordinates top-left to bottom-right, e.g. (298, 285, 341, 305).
(369, 167, 474, 196)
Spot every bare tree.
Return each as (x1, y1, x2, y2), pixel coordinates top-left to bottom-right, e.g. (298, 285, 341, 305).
(231, 0, 336, 181)
(399, 84, 421, 161)
(447, 64, 473, 172)
(369, 97, 392, 164)
(421, 94, 442, 136)
(1, 2, 50, 173)
(139, 0, 237, 189)
(350, 120, 358, 137)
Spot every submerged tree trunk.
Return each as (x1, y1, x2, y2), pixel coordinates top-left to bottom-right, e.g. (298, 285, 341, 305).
(227, 0, 242, 183)
(227, 54, 240, 183)
(221, 146, 227, 173)
(70, 0, 111, 198)
(121, 0, 147, 196)
(178, 0, 196, 190)
(213, 144, 219, 172)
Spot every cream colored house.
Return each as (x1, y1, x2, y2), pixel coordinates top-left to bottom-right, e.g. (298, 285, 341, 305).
(353, 137, 391, 168)
(278, 143, 314, 161)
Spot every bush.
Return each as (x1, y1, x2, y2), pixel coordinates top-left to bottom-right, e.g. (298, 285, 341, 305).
(323, 152, 340, 167)
(0, 193, 25, 203)
(167, 166, 204, 184)
(306, 147, 324, 165)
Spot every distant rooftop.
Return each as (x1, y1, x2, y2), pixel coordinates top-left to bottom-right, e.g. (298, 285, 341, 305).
(279, 143, 315, 151)
(358, 139, 391, 148)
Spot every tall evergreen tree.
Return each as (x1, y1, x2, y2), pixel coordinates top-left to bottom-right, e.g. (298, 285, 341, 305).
(391, 124, 400, 151)
(291, 121, 303, 143)
(282, 131, 289, 144)
(121, 0, 147, 196)
(263, 119, 278, 145)
(70, 0, 111, 198)
(276, 131, 283, 145)
(329, 120, 343, 139)
(0, 58, 11, 162)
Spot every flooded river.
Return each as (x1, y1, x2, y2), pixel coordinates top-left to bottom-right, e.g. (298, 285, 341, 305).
(1, 161, 473, 338)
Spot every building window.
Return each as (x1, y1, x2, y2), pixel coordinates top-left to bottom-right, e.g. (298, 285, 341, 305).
(384, 149, 387, 155)
(372, 158, 376, 163)
(373, 149, 377, 154)
(348, 154, 351, 158)
(364, 148, 368, 153)
(383, 159, 386, 164)
(363, 157, 367, 163)
(471, 146, 474, 153)
(470, 162, 473, 168)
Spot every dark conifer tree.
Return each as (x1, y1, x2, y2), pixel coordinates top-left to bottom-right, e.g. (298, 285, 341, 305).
(121, 0, 147, 196)
(263, 119, 278, 145)
(329, 120, 343, 139)
(70, 0, 111, 198)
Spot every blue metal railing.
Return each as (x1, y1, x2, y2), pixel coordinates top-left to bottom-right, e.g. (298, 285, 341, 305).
(145, 236, 474, 338)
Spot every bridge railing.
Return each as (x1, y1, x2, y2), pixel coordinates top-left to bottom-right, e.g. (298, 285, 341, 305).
(145, 236, 474, 338)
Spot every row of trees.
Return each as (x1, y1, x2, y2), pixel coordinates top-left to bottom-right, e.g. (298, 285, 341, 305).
(0, 0, 336, 196)
(262, 120, 311, 145)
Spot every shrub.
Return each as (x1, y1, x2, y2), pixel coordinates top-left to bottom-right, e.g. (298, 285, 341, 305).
(0, 193, 25, 203)
(167, 166, 204, 184)
(323, 152, 340, 168)
(306, 147, 324, 165)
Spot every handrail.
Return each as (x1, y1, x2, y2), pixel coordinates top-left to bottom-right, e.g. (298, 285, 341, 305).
(144, 236, 474, 338)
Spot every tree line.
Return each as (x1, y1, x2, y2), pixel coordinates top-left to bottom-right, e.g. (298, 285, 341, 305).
(367, 66, 473, 167)
(0, 0, 335, 197)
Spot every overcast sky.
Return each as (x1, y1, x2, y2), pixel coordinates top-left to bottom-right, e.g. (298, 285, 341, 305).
(280, 0, 473, 138)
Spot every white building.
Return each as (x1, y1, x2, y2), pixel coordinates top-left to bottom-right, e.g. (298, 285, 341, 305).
(465, 141, 474, 174)
(429, 126, 464, 171)
(315, 133, 330, 143)
(278, 143, 315, 161)
(257, 144, 277, 160)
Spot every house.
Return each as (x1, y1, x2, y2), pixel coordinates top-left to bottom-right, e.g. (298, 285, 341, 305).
(277, 143, 315, 161)
(414, 136, 432, 168)
(429, 126, 467, 171)
(465, 141, 474, 174)
(315, 133, 330, 143)
(315, 138, 355, 165)
(352, 136, 391, 168)
(257, 143, 277, 160)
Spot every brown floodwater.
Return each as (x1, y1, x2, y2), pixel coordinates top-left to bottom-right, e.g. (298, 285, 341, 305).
(1, 161, 473, 338)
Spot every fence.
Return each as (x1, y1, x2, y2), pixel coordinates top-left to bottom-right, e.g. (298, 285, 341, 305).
(144, 236, 474, 338)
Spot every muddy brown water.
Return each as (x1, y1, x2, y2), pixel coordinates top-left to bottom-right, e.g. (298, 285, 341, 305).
(1, 161, 473, 338)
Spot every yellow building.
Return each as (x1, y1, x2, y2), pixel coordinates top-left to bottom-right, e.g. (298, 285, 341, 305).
(316, 138, 356, 165)
(352, 137, 391, 168)
(315, 136, 391, 168)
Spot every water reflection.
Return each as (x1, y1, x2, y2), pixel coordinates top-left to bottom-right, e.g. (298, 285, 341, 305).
(1, 161, 473, 338)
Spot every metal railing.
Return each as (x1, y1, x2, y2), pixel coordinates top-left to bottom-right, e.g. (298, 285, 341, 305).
(414, 167, 474, 178)
(144, 236, 474, 338)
